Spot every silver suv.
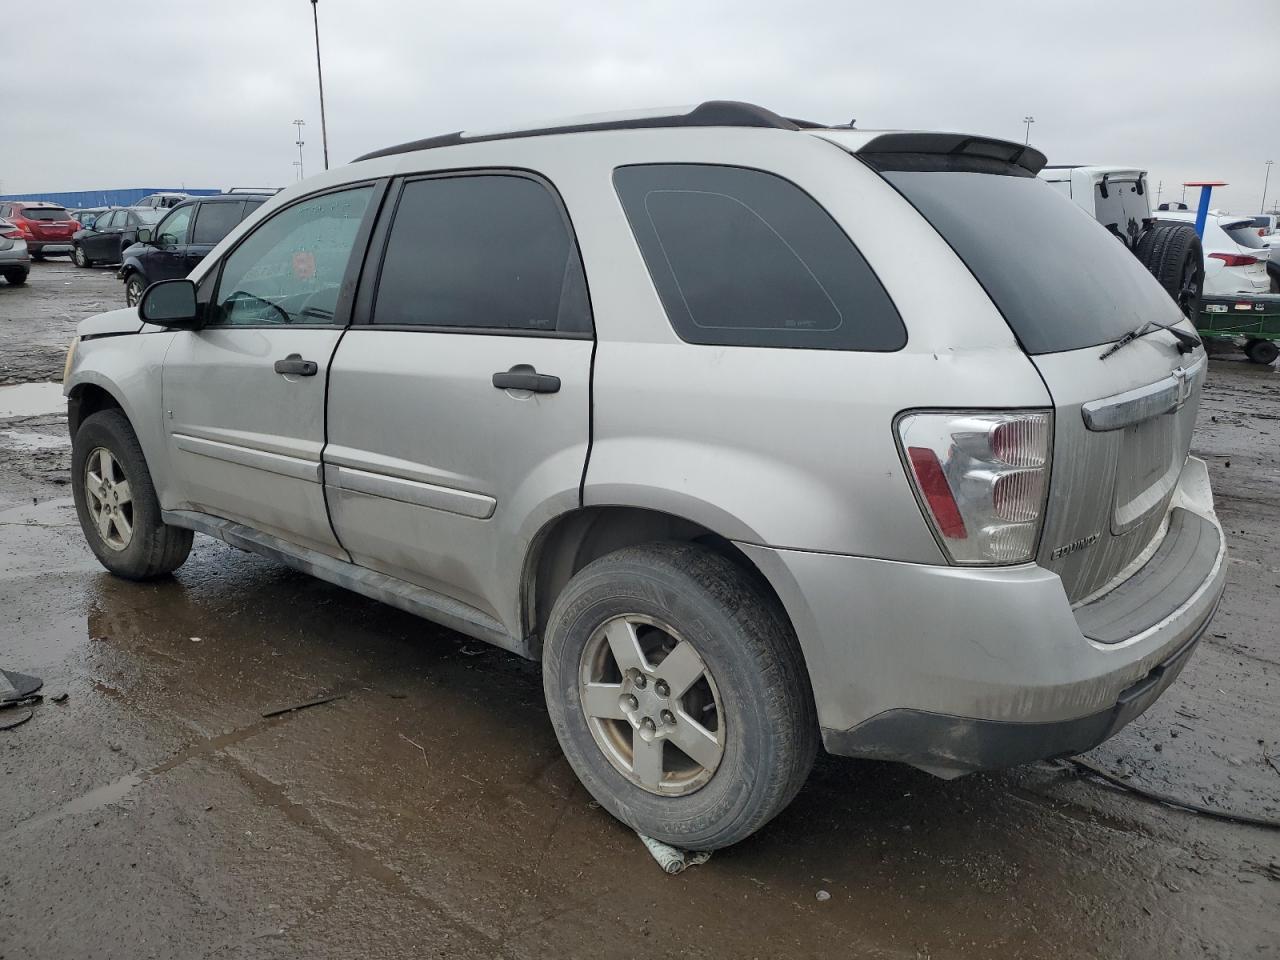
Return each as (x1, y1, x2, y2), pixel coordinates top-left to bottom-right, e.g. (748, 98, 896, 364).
(64, 101, 1226, 849)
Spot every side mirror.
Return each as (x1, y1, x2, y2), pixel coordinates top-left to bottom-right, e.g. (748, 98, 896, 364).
(136, 227, 153, 244)
(138, 279, 201, 329)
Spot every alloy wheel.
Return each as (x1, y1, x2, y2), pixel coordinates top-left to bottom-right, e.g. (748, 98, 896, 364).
(578, 614, 725, 796)
(83, 447, 134, 551)
(125, 278, 144, 306)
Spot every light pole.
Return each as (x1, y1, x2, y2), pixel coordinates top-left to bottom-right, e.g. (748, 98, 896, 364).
(1023, 115, 1035, 145)
(310, 0, 329, 170)
(1263, 160, 1273, 212)
(293, 119, 306, 180)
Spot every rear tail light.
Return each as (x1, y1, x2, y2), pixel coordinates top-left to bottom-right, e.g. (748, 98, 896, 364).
(897, 410, 1051, 564)
(1, 228, 20, 240)
(1208, 252, 1259, 267)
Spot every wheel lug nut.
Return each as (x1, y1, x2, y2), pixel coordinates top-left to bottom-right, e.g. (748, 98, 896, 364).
(641, 717, 656, 731)
(621, 694, 638, 712)
(661, 710, 675, 725)
(633, 674, 646, 690)
(655, 680, 669, 698)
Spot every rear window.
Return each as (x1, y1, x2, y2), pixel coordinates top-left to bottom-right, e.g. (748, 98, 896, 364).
(614, 164, 905, 351)
(23, 207, 69, 221)
(872, 160, 1179, 354)
(1223, 223, 1267, 249)
(134, 208, 162, 225)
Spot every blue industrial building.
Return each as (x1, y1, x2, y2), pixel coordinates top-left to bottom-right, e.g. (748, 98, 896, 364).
(0, 187, 222, 208)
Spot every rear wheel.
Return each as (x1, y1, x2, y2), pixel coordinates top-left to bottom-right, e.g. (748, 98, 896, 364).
(2, 270, 27, 285)
(1245, 338, 1279, 365)
(124, 273, 146, 307)
(72, 244, 93, 268)
(30, 251, 45, 262)
(71, 409, 192, 579)
(1135, 222, 1204, 320)
(543, 542, 817, 850)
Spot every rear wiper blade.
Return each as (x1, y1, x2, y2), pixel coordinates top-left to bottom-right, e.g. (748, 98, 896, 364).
(1100, 319, 1200, 360)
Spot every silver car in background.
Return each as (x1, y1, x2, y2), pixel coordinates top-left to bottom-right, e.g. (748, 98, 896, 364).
(62, 101, 1225, 849)
(0, 217, 31, 285)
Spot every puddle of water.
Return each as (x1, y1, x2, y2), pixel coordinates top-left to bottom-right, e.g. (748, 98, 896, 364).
(0, 381, 64, 418)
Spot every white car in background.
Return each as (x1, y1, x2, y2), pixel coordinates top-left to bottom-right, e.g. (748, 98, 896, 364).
(1154, 210, 1270, 296)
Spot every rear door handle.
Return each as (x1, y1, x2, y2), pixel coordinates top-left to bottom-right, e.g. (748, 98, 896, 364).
(274, 353, 318, 377)
(492, 365, 560, 394)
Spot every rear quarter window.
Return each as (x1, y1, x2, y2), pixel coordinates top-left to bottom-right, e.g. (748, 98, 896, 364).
(613, 164, 905, 351)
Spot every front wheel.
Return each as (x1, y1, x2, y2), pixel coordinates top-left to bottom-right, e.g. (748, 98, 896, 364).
(71, 409, 192, 579)
(543, 542, 817, 850)
(1245, 338, 1279, 366)
(72, 244, 93, 268)
(124, 274, 146, 307)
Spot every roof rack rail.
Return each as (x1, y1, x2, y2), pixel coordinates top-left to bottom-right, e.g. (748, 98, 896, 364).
(224, 187, 283, 194)
(355, 100, 820, 162)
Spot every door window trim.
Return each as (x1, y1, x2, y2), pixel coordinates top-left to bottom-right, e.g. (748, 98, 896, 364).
(202, 178, 390, 331)
(350, 167, 595, 340)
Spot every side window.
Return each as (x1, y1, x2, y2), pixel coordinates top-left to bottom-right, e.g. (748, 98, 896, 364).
(156, 206, 193, 245)
(96, 211, 120, 230)
(191, 201, 244, 245)
(240, 200, 265, 222)
(613, 164, 906, 351)
(371, 174, 590, 334)
(209, 186, 373, 327)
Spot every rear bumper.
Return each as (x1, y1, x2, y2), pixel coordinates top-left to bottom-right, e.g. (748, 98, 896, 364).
(29, 241, 72, 254)
(739, 457, 1225, 775)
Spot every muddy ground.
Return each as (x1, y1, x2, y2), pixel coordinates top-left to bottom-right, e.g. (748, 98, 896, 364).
(1, 259, 1277, 959)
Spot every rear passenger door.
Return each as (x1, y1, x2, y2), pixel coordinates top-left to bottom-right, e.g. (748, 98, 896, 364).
(325, 172, 594, 636)
(186, 200, 245, 271)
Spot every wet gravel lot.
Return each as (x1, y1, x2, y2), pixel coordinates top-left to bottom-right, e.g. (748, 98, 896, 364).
(1, 259, 1278, 959)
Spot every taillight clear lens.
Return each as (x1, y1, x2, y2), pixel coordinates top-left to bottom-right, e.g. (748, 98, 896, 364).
(897, 410, 1051, 564)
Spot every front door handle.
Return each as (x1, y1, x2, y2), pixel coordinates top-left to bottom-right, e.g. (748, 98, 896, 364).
(274, 353, 318, 377)
(492, 365, 560, 394)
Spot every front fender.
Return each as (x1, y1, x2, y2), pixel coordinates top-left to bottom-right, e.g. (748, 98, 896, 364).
(65, 331, 177, 505)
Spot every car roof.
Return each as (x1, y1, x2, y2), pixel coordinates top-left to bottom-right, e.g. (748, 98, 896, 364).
(353, 99, 1048, 174)
(10, 200, 66, 208)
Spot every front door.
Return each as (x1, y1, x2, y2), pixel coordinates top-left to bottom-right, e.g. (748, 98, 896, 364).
(186, 200, 245, 273)
(162, 184, 377, 557)
(86, 210, 122, 261)
(326, 173, 593, 634)
(147, 204, 195, 282)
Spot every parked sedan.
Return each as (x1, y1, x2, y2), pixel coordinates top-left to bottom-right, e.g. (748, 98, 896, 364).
(0, 217, 31, 285)
(72, 207, 162, 268)
(1155, 211, 1270, 296)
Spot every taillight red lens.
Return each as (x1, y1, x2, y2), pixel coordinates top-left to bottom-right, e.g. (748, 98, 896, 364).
(1, 230, 20, 240)
(1209, 252, 1259, 267)
(899, 411, 1052, 564)
(906, 447, 968, 539)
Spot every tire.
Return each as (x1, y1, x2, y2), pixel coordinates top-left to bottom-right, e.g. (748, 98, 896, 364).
(124, 273, 146, 307)
(1135, 222, 1204, 320)
(31, 251, 45, 262)
(1245, 338, 1279, 365)
(72, 243, 93, 268)
(71, 409, 192, 580)
(2, 270, 27, 285)
(543, 542, 817, 850)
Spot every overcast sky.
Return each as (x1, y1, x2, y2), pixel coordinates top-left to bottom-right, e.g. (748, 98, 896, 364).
(4, 0, 1277, 212)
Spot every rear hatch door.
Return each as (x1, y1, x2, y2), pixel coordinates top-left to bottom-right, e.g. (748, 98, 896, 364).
(855, 138, 1204, 601)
